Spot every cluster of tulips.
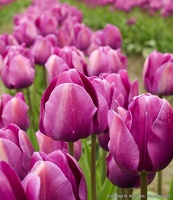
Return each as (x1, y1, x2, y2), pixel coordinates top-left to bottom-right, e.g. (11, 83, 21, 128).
(84, 0, 173, 17)
(1, 0, 173, 199)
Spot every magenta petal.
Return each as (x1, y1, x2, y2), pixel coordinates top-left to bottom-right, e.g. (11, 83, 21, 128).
(108, 110, 139, 174)
(30, 161, 76, 200)
(0, 161, 27, 200)
(43, 83, 97, 142)
(148, 99, 173, 171)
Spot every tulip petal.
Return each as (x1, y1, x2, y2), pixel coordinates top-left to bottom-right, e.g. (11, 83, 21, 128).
(0, 161, 27, 200)
(108, 110, 139, 174)
(148, 99, 173, 171)
(43, 83, 97, 142)
(30, 161, 76, 200)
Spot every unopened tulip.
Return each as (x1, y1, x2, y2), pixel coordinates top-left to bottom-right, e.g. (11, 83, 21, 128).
(87, 46, 127, 77)
(36, 131, 82, 160)
(0, 124, 34, 179)
(71, 23, 93, 51)
(0, 45, 35, 89)
(13, 19, 38, 46)
(39, 69, 108, 142)
(108, 94, 173, 174)
(31, 34, 57, 65)
(143, 50, 173, 96)
(53, 46, 88, 75)
(0, 92, 30, 131)
(0, 161, 27, 200)
(35, 11, 58, 36)
(107, 153, 156, 188)
(23, 150, 87, 200)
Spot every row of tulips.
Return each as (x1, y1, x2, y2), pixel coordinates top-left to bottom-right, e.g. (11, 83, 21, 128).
(1, 0, 173, 199)
(83, 0, 173, 17)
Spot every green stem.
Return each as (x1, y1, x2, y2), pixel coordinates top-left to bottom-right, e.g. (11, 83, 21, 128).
(101, 149, 107, 183)
(127, 188, 133, 200)
(140, 172, 148, 200)
(42, 66, 47, 89)
(117, 187, 124, 200)
(68, 142, 74, 157)
(157, 171, 162, 195)
(91, 134, 96, 200)
(26, 87, 32, 116)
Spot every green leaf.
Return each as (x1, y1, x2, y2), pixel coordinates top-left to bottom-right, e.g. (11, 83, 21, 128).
(168, 178, 173, 200)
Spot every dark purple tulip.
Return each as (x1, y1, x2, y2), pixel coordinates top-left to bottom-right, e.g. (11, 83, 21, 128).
(0, 45, 35, 89)
(0, 93, 30, 131)
(87, 46, 127, 77)
(108, 94, 173, 174)
(13, 19, 38, 46)
(0, 124, 34, 179)
(36, 131, 82, 160)
(39, 69, 101, 142)
(31, 34, 57, 65)
(143, 50, 173, 96)
(107, 153, 156, 188)
(23, 150, 87, 200)
(53, 46, 88, 75)
(0, 161, 27, 200)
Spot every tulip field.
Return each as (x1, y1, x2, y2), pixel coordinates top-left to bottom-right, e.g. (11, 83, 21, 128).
(1, 0, 173, 200)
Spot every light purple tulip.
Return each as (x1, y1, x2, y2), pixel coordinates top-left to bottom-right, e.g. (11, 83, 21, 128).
(0, 92, 30, 131)
(71, 23, 93, 51)
(53, 46, 88, 75)
(23, 150, 87, 200)
(87, 46, 127, 77)
(39, 69, 108, 142)
(0, 124, 34, 179)
(35, 11, 58, 36)
(0, 161, 27, 200)
(45, 54, 69, 83)
(36, 131, 82, 160)
(108, 94, 173, 174)
(143, 50, 173, 96)
(107, 153, 156, 188)
(13, 19, 38, 46)
(0, 44, 35, 89)
(31, 34, 57, 65)
(0, 33, 18, 56)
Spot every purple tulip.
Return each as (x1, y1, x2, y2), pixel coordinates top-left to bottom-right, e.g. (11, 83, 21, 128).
(0, 33, 18, 56)
(108, 93, 173, 174)
(53, 46, 88, 75)
(45, 54, 69, 83)
(36, 131, 82, 160)
(143, 50, 173, 96)
(0, 44, 35, 89)
(23, 150, 87, 200)
(101, 70, 139, 109)
(87, 46, 127, 77)
(35, 11, 58, 36)
(0, 161, 27, 200)
(13, 19, 38, 46)
(0, 92, 30, 131)
(107, 153, 156, 188)
(39, 69, 107, 142)
(71, 23, 93, 51)
(31, 34, 57, 65)
(0, 124, 34, 179)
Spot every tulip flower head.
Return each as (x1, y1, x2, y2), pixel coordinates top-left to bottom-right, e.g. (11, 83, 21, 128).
(108, 94, 173, 174)
(143, 50, 173, 96)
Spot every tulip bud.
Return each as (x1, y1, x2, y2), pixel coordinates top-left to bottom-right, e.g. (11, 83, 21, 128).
(0, 93, 30, 131)
(23, 150, 87, 200)
(143, 50, 173, 96)
(0, 124, 34, 179)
